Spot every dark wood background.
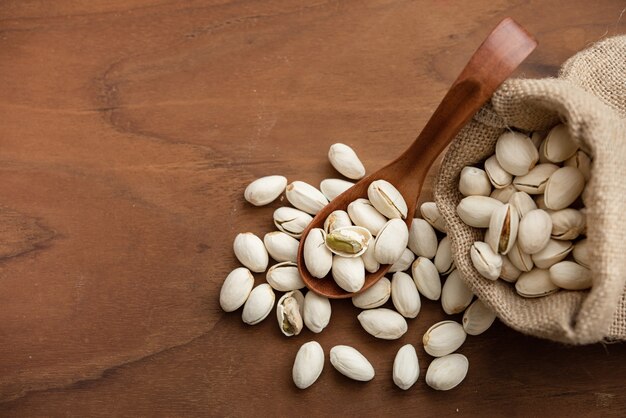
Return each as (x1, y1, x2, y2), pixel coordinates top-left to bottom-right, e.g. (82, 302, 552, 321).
(0, 0, 625, 416)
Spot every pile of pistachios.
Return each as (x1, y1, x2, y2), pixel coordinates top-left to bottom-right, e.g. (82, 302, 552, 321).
(220, 143, 497, 391)
(458, 124, 592, 297)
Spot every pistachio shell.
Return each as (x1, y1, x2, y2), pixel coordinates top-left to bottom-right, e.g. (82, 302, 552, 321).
(303, 291, 332, 333)
(273, 207, 313, 238)
(495, 131, 539, 176)
(285, 181, 329, 214)
(549, 261, 592, 290)
(361, 238, 380, 273)
(550, 209, 586, 240)
(408, 218, 438, 259)
(292, 341, 324, 389)
(486, 203, 519, 255)
(564, 150, 592, 181)
(517, 209, 552, 254)
(325, 226, 372, 257)
(388, 248, 416, 273)
(393, 344, 419, 390)
(412, 257, 442, 300)
(499, 255, 522, 282)
(233, 232, 269, 273)
(543, 124, 579, 163)
(328, 143, 366, 180)
(459, 166, 491, 196)
(219, 267, 254, 312)
(323, 210, 352, 234)
(423, 320, 467, 357)
(373, 219, 409, 265)
(266, 262, 305, 292)
(352, 277, 391, 309)
(347, 198, 388, 235)
(544, 167, 585, 210)
(531, 239, 573, 269)
(508, 191, 537, 218)
(277, 290, 305, 336)
(420, 202, 447, 232)
(242, 284, 275, 325)
(426, 354, 469, 391)
(512, 163, 559, 194)
(572, 239, 591, 268)
(357, 308, 408, 340)
(534, 194, 548, 210)
(391, 272, 421, 318)
(320, 178, 355, 201)
(367, 180, 408, 219)
(484, 155, 513, 189)
(332, 256, 365, 292)
(244, 175, 287, 206)
(457, 196, 503, 228)
(530, 131, 546, 148)
(264, 231, 299, 263)
(507, 242, 533, 272)
(441, 270, 473, 315)
(434, 236, 454, 275)
(515, 268, 558, 298)
(329, 345, 375, 381)
(470, 241, 502, 280)
(462, 299, 496, 335)
(490, 184, 517, 203)
(303, 228, 333, 279)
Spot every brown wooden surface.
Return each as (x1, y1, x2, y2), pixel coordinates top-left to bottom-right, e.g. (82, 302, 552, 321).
(0, 1, 625, 416)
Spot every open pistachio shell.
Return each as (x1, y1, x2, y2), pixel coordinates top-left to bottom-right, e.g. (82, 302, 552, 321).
(324, 226, 372, 257)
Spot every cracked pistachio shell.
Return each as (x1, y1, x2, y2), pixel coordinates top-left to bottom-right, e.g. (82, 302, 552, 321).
(543, 124, 579, 163)
(484, 155, 513, 189)
(266, 261, 305, 292)
(292, 341, 324, 389)
(357, 308, 408, 340)
(325, 226, 372, 257)
(457, 196, 503, 228)
(373, 219, 409, 265)
(517, 209, 552, 255)
(512, 163, 559, 195)
(273, 207, 313, 238)
(434, 236, 454, 275)
(423, 320, 467, 357)
(244, 175, 287, 206)
(330, 345, 375, 381)
(242, 284, 275, 325)
(470, 241, 502, 281)
(219, 267, 254, 312)
(361, 238, 380, 273)
(531, 239, 573, 269)
(233, 232, 269, 273)
(459, 166, 491, 196)
(320, 178, 354, 201)
(408, 218, 438, 259)
(332, 256, 365, 292)
(544, 167, 585, 210)
(303, 228, 333, 279)
(549, 261, 592, 290)
(462, 299, 496, 336)
(367, 180, 408, 219)
(391, 272, 421, 318)
(507, 241, 533, 272)
(277, 290, 305, 336)
(426, 354, 469, 391)
(264, 231, 299, 263)
(285, 181, 329, 215)
(515, 268, 558, 298)
(564, 150, 592, 181)
(351, 277, 390, 309)
(573, 239, 591, 269)
(388, 248, 416, 273)
(550, 208, 586, 240)
(490, 184, 517, 203)
(500, 255, 522, 282)
(393, 344, 419, 390)
(328, 143, 366, 180)
(508, 191, 537, 218)
(486, 203, 519, 255)
(303, 291, 331, 333)
(495, 131, 539, 176)
(412, 257, 442, 301)
(420, 202, 447, 232)
(324, 210, 352, 234)
(441, 270, 473, 315)
(347, 198, 388, 235)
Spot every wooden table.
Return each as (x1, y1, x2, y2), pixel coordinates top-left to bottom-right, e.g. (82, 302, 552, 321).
(1, 1, 624, 416)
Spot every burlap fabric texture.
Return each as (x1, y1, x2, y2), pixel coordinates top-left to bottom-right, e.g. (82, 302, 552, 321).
(434, 35, 626, 344)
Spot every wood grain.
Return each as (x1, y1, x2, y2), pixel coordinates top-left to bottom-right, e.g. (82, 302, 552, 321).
(0, 0, 624, 416)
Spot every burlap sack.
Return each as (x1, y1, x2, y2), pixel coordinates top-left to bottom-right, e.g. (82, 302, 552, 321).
(435, 35, 626, 344)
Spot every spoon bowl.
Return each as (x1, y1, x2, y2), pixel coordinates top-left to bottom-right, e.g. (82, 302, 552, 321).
(297, 17, 537, 299)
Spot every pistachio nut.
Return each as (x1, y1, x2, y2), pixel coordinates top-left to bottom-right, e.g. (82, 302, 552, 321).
(543, 124, 579, 163)
(549, 261, 592, 290)
(323, 210, 352, 234)
(367, 179, 408, 219)
(357, 308, 408, 340)
(292, 341, 324, 389)
(512, 163, 559, 194)
(517, 209, 552, 254)
(515, 268, 559, 298)
(303, 291, 332, 333)
(495, 131, 539, 176)
(434, 236, 454, 275)
(486, 203, 519, 255)
(484, 155, 513, 189)
(459, 166, 492, 196)
(219, 267, 254, 312)
(412, 256, 442, 300)
(244, 175, 287, 206)
(329, 345, 375, 382)
(543, 167, 585, 210)
(351, 277, 391, 309)
(331, 256, 365, 292)
(441, 270, 473, 315)
(233, 232, 269, 273)
(303, 228, 333, 278)
(391, 272, 421, 318)
(393, 344, 419, 390)
(425, 354, 469, 391)
(408, 218, 438, 259)
(420, 201, 447, 232)
(550, 208, 586, 240)
(462, 299, 496, 336)
(456, 196, 503, 228)
(273, 207, 313, 238)
(388, 248, 416, 273)
(347, 198, 388, 235)
(264, 231, 299, 263)
(508, 191, 537, 218)
(531, 239, 573, 269)
(500, 255, 522, 282)
(277, 290, 305, 336)
(507, 242, 533, 272)
(564, 150, 592, 181)
(324, 226, 372, 257)
(572, 239, 591, 268)
(373, 219, 409, 265)
(423, 320, 467, 357)
(490, 184, 517, 203)
(320, 178, 354, 201)
(470, 241, 502, 280)
(328, 143, 366, 180)
(242, 283, 275, 325)
(266, 261, 305, 292)
(285, 181, 329, 215)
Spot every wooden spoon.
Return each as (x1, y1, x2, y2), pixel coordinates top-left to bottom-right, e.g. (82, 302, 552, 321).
(297, 17, 537, 299)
